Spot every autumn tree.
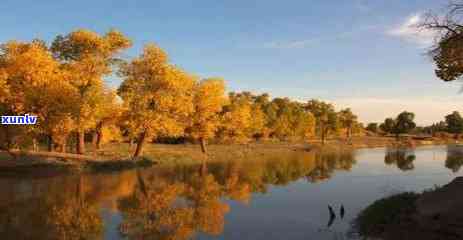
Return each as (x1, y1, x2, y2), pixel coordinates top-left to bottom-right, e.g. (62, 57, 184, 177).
(189, 78, 227, 153)
(91, 89, 123, 150)
(338, 108, 358, 143)
(270, 98, 315, 141)
(219, 93, 254, 143)
(51, 29, 131, 154)
(0, 40, 78, 152)
(305, 99, 338, 144)
(118, 44, 196, 157)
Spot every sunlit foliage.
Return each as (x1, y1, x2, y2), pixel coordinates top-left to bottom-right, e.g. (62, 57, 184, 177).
(118, 44, 196, 157)
(189, 78, 227, 153)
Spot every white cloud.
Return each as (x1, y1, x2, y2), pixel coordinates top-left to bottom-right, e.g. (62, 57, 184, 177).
(386, 13, 438, 47)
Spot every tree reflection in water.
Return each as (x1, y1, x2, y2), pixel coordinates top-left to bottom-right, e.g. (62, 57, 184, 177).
(306, 149, 355, 183)
(384, 148, 416, 171)
(118, 166, 230, 240)
(117, 149, 356, 239)
(0, 176, 103, 240)
(446, 145, 463, 173)
(0, 148, 357, 239)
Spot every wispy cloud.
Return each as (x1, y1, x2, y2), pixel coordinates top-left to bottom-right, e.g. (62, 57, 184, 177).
(386, 13, 438, 47)
(263, 39, 318, 49)
(264, 25, 378, 49)
(354, 0, 370, 12)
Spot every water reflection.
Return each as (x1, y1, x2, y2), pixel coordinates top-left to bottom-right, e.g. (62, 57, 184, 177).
(118, 167, 230, 239)
(384, 148, 416, 171)
(0, 176, 104, 240)
(4, 146, 459, 239)
(446, 145, 463, 173)
(0, 149, 359, 239)
(306, 149, 355, 182)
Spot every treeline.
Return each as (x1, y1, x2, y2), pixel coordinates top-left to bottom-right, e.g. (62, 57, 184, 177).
(366, 111, 463, 139)
(0, 29, 362, 157)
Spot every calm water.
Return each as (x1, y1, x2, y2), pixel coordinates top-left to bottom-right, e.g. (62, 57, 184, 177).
(1, 145, 463, 240)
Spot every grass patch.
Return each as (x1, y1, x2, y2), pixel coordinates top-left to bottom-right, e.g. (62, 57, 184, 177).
(353, 192, 420, 238)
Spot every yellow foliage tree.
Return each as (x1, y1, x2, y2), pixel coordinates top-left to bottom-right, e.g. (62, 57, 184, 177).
(118, 44, 196, 157)
(51, 29, 131, 154)
(220, 99, 253, 143)
(189, 78, 227, 153)
(0, 40, 78, 152)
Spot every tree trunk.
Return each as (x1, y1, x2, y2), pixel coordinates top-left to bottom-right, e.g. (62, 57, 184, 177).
(321, 127, 326, 145)
(200, 137, 207, 154)
(76, 130, 85, 154)
(3, 127, 13, 150)
(32, 137, 38, 152)
(92, 131, 98, 150)
(47, 134, 54, 152)
(133, 129, 148, 158)
(347, 127, 352, 144)
(95, 122, 103, 150)
(96, 130, 102, 150)
(200, 158, 208, 177)
(61, 141, 67, 153)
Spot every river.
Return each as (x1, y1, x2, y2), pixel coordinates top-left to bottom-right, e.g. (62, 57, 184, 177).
(1, 145, 462, 239)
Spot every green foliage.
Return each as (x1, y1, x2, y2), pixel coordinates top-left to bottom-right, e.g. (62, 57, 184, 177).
(445, 111, 463, 134)
(366, 123, 379, 133)
(380, 112, 416, 137)
(394, 111, 416, 135)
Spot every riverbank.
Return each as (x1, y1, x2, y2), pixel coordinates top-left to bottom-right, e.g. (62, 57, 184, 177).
(0, 136, 453, 174)
(354, 177, 463, 240)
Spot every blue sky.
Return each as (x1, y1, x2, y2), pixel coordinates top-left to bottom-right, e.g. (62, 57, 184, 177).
(0, 0, 461, 125)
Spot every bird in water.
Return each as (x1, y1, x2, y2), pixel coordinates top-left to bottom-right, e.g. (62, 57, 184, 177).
(327, 205, 336, 228)
(340, 204, 345, 219)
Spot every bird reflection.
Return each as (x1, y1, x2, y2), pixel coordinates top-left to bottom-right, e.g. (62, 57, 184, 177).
(327, 205, 336, 228)
(340, 204, 345, 219)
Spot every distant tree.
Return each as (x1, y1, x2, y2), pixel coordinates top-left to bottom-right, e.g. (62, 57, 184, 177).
(392, 112, 416, 139)
(445, 111, 463, 138)
(219, 93, 253, 143)
(338, 108, 358, 142)
(305, 100, 338, 144)
(366, 123, 379, 133)
(380, 112, 416, 139)
(423, 121, 448, 135)
(380, 118, 396, 134)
